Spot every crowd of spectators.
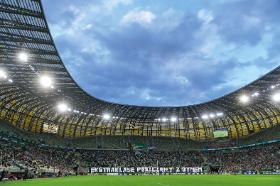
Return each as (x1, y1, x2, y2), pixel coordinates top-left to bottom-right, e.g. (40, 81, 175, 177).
(1, 120, 280, 180)
(204, 144, 280, 172)
(1, 134, 279, 179)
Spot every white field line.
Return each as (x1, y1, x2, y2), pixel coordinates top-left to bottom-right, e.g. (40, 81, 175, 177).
(157, 182, 170, 186)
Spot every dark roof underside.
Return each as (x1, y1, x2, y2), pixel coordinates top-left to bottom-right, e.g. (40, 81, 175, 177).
(0, 0, 280, 140)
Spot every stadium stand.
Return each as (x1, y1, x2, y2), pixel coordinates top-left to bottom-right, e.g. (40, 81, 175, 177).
(0, 0, 280, 182)
(1, 120, 280, 180)
(0, 0, 280, 142)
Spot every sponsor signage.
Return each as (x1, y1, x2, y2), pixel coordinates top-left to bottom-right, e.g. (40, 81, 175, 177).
(90, 167, 202, 174)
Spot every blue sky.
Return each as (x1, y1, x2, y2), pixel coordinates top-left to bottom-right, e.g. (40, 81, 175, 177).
(42, 0, 280, 106)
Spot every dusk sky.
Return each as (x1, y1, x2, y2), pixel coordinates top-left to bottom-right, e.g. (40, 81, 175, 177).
(42, 0, 280, 106)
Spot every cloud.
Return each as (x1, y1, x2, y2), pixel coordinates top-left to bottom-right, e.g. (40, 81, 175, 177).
(42, 0, 280, 106)
(212, 63, 269, 91)
(103, 0, 133, 10)
(197, 9, 213, 24)
(121, 10, 156, 26)
(139, 88, 162, 102)
(212, 0, 280, 46)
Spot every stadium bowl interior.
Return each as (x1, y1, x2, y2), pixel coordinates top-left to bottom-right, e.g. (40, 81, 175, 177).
(0, 0, 280, 182)
(0, 0, 280, 141)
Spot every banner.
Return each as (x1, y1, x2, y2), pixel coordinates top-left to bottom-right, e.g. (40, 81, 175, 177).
(90, 167, 202, 174)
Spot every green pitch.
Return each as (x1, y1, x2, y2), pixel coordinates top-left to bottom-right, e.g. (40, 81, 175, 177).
(3, 175, 280, 186)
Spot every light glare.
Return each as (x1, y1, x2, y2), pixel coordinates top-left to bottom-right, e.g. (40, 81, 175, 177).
(201, 114, 209, 120)
(39, 75, 53, 88)
(170, 117, 177, 122)
(57, 103, 69, 113)
(272, 93, 280, 102)
(103, 113, 111, 120)
(251, 92, 260, 97)
(216, 112, 224, 117)
(161, 117, 168, 122)
(209, 113, 215, 118)
(18, 52, 28, 62)
(0, 70, 7, 79)
(239, 95, 250, 104)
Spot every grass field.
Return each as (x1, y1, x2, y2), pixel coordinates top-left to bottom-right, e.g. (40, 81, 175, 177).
(2, 175, 280, 186)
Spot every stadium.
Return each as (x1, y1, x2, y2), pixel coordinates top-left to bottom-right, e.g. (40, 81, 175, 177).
(0, 0, 280, 185)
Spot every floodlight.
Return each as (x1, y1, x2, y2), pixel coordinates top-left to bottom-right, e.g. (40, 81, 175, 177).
(161, 117, 168, 122)
(272, 93, 280, 102)
(103, 113, 111, 120)
(8, 79, 13, 83)
(239, 95, 250, 104)
(209, 113, 215, 118)
(57, 102, 69, 113)
(0, 70, 7, 79)
(271, 85, 276, 89)
(39, 75, 53, 88)
(170, 117, 177, 122)
(18, 52, 28, 62)
(251, 92, 260, 97)
(201, 114, 209, 120)
(216, 112, 224, 117)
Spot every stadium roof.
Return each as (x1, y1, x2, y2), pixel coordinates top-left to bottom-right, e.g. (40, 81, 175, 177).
(0, 0, 280, 140)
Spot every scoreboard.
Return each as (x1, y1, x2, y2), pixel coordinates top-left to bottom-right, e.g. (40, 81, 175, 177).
(213, 129, 228, 138)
